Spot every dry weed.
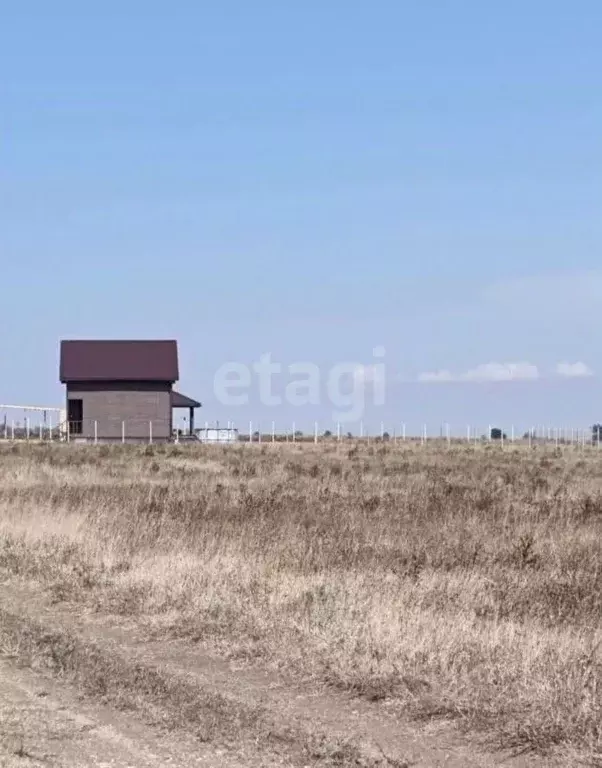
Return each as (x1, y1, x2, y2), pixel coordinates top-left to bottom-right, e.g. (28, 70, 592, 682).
(0, 442, 600, 763)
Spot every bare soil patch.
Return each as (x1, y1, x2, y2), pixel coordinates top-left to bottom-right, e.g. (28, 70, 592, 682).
(0, 657, 255, 767)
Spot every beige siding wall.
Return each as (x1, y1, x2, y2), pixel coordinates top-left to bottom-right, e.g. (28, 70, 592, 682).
(68, 387, 171, 439)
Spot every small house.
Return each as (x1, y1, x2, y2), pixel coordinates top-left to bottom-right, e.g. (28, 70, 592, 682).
(59, 339, 201, 442)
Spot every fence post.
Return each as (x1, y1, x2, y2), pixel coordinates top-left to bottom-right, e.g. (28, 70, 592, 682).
(26, 417, 30, 441)
(292, 422, 296, 443)
(121, 421, 125, 444)
(314, 422, 318, 444)
(66, 420, 70, 443)
(49, 415, 52, 441)
(337, 422, 341, 442)
(149, 421, 153, 444)
(39, 423, 42, 441)
(94, 420, 98, 445)
(402, 423, 406, 441)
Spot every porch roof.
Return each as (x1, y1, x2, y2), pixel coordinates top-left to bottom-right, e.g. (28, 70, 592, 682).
(170, 391, 201, 409)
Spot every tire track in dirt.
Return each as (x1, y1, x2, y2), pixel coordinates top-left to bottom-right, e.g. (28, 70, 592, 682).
(0, 659, 266, 767)
(0, 580, 558, 767)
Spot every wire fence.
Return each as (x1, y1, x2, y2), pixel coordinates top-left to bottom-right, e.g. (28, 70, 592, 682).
(2, 415, 602, 450)
(206, 421, 602, 449)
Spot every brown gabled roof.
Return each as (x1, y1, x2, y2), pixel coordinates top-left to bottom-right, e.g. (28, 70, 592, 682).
(171, 391, 202, 409)
(60, 340, 179, 383)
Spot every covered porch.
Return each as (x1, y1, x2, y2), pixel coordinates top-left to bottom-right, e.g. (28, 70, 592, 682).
(171, 390, 202, 436)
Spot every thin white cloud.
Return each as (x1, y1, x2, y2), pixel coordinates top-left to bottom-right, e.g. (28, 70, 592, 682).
(418, 362, 540, 383)
(461, 362, 540, 382)
(555, 362, 594, 378)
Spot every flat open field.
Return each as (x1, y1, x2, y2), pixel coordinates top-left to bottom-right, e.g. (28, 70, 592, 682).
(0, 442, 600, 766)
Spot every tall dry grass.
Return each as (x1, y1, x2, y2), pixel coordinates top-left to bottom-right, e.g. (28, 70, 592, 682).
(0, 442, 600, 763)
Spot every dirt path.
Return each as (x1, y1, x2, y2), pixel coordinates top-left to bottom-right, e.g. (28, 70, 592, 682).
(0, 658, 262, 767)
(0, 580, 557, 767)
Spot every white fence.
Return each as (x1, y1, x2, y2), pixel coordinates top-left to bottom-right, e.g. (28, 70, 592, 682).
(230, 421, 602, 449)
(1, 412, 601, 449)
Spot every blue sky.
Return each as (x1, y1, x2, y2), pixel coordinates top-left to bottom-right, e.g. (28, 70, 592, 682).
(2, 1, 601, 434)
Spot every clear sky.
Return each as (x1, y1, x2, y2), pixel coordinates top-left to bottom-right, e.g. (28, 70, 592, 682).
(2, 1, 601, 434)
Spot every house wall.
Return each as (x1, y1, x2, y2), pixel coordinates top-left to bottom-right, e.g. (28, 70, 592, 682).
(66, 381, 172, 440)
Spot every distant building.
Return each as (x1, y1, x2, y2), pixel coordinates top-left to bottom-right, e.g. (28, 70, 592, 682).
(59, 340, 201, 442)
(196, 427, 239, 444)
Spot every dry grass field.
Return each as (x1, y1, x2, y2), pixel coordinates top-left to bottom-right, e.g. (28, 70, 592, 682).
(0, 441, 600, 766)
